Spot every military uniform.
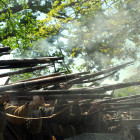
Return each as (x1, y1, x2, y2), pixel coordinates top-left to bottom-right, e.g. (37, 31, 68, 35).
(4, 103, 43, 140)
(0, 104, 6, 140)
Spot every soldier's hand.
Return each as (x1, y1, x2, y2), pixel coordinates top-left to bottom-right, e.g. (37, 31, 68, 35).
(29, 96, 45, 108)
(89, 102, 105, 112)
(59, 83, 72, 89)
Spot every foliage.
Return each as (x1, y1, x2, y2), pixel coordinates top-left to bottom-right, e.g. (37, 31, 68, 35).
(113, 87, 137, 98)
(0, 0, 140, 82)
(63, 0, 140, 71)
(10, 67, 51, 82)
(114, 68, 140, 97)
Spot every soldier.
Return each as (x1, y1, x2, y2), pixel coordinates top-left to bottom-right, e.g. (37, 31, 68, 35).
(80, 102, 109, 133)
(4, 95, 45, 140)
(0, 94, 9, 140)
(40, 98, 81, 139)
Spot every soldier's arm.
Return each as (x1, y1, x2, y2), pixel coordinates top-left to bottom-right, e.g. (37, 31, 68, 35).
(5, 95, 44, 124)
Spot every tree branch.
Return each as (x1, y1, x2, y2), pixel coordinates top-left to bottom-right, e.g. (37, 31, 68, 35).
(0, 0, 51, 22)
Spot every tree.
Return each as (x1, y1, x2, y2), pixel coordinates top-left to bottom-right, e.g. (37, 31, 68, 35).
(114, 66, 140, 97)
(58, 0, 140, 71)
(0, 0, 139, 82)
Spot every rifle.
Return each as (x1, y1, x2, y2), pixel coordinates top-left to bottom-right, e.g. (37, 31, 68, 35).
(0, 52, 10, 57)
(0, 47, 10, 53)
(105, 103, 140, 107)
(0, 81, 140, 94)
(0, 64, 53, 78)
(48, 62, 133, 89)
(121, 119, 140, 127)
(0, 57, 64, 68)
(66, 62, 133, 84)
(12, 71, 89, 85)
(0, 72, 85, 92)
(1, 81, 140, 98)
(17, 94, 111, 101)
(101, 94, 140, 104)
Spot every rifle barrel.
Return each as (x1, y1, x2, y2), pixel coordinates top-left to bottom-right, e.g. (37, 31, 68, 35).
(14, 71, 89, 84)
(80, 70, 117, 85)
(17, 94, 110, 100)
(66, 62, 133, 85)
(1, 90, 111, 96)
(0, 47, 10, 52)
(105, 103, 140, 106)
(101, 94, 140, 103)
(0, 64, 53, 78)
(0, 52, 10, 56)
(0, 81, 140, 94)
(0, 73, 80, 92)
(121, 119, 140, 127)
(0, 57, 64, 66)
